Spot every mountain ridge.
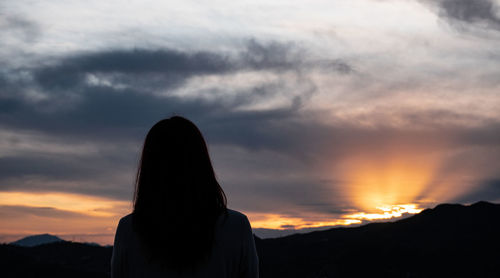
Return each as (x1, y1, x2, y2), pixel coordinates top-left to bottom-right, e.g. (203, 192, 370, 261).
(256, 201, 500, 277)
(11, 233, 63, 247)
(1, 201, 499, 277)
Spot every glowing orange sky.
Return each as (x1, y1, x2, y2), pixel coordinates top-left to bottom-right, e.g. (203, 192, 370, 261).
(0, 187, 426, 245)
(0, 141, 497, 245)
(0, 192, 130, 244)
(0, 191, 426, 245)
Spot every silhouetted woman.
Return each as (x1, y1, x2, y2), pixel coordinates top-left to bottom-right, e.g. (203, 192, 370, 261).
(111, 116, 259, 278)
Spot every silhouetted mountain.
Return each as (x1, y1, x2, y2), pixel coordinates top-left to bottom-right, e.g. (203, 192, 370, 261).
(0, 241, 112, 278)
(11, 234, 63, 247)
(256, 201, 500, 277)
(1, 201, 499, 277)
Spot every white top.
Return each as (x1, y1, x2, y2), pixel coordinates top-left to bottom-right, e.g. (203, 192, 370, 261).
(111, 209, 259, 278)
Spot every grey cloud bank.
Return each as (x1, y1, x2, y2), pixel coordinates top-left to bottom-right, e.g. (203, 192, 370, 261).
(420, 0, 500, 32)
(1, 41, 500, 214)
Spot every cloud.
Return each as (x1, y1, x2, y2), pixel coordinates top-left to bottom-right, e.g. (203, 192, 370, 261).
(2, 86, 500, 206)
(27, 39, 349, 96)
(223, 175, 349, 215)
(0, 40, 355, 208)
(0, 14, 40, 43)
(241, 39, 353, 74)
(0, 14, 41, 68)
(1, 34, 500, 231)
(454, 179, 500, 203)
(32, 48, 233, 93)
(420, 0, 500, 32)
(0, 39, 351, 134)
(0, 201, 124, 244)
(0, 38, 354, 144)
(0, 205, 85, 219)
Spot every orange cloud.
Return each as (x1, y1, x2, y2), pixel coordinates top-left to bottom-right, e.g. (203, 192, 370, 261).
(0, 192, 131, 245)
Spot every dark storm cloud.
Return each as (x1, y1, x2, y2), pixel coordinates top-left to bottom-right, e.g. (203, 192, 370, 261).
(0, 39, 347, 142)
(420, 0, 500, 31)
(0, 82, 303, 146)
(29, 39, 349, 95)
(0, 39, 352, 207)
(32, 48, 232, 92)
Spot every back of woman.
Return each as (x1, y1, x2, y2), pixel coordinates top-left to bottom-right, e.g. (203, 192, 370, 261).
(111, 116, 259, 278)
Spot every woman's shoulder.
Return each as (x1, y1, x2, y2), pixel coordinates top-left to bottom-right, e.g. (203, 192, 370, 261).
(118, 213, 133, 226)
(226, 208, 248, 219)
(218, 209, 252, 231)
(226, 209, 250, 222)
(115, 213, 134, 237)
(116, 210, 251, 234)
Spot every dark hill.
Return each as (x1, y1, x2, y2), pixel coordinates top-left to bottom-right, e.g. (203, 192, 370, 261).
(11, 234, 63, 247)
(256, 201, 500, 277)
(1, 201, 499, 277)
(0, 241, 112, 278)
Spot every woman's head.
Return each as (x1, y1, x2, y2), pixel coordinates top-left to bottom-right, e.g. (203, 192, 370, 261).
(132, 116, 226, 270)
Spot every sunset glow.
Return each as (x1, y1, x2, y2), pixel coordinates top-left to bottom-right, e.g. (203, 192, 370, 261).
(248, 213, 362, 230)
(248, 204, 423, 230)
(0, 192, 129, 217)
(340, 151, 443, 211)
(0, 191, 425, 244)
(343, 204, 423, 221)
(0, 192, 129, 244)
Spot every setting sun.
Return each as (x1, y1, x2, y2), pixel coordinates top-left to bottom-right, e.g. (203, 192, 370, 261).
(343, 204, 423, 221)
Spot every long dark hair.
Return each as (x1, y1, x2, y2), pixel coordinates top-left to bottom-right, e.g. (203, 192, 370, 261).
(132, 116, 227, 271)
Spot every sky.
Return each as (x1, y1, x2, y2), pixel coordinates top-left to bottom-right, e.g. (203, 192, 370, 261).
(1, 0, 500, 245)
